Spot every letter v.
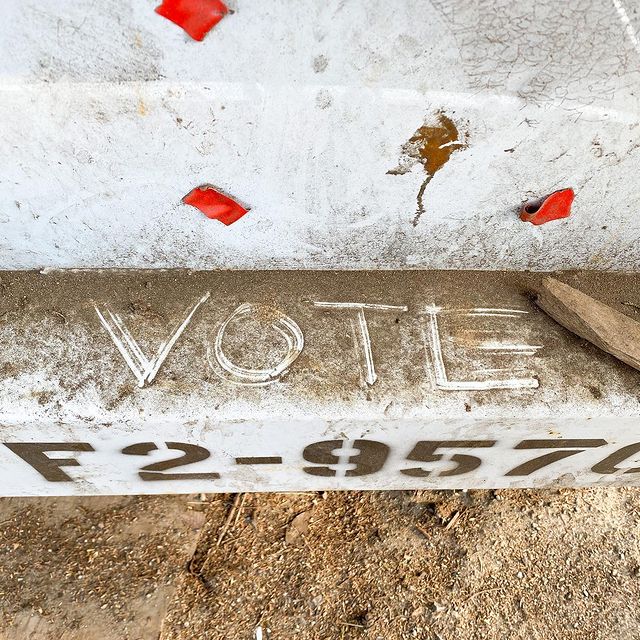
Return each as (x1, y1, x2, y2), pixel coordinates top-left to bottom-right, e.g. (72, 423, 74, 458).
(95, 292, 210, 387)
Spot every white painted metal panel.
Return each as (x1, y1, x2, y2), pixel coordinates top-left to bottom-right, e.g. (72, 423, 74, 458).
(1, 0, 639, 270)
(3, 419, 638, 496)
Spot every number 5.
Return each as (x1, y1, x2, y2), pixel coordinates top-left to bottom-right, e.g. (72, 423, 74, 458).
(401, 440, 496, 477)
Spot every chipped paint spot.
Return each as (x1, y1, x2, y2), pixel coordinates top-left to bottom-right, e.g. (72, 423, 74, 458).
(313, 55, 329, 73)
(315, 89, 333, 110)
(182, 185, 250, 225)
(520, 188, 575, 225)
(388, 112, 468, 226)
(155, 0, 229, 42)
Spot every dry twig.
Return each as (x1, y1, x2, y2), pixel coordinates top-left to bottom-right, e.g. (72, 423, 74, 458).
(217, 493, 245, 547)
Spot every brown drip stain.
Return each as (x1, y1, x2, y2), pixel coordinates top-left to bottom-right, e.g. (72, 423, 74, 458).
(388, 111, 468, 226)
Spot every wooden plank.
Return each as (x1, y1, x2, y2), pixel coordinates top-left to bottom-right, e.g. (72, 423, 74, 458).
(536, 277, 640, 372)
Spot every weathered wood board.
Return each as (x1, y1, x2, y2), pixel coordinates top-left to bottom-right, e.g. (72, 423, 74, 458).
(537, 277, 640, 372)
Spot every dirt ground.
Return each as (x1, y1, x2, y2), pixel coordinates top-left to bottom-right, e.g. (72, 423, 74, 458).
(2, 489, 640, 640)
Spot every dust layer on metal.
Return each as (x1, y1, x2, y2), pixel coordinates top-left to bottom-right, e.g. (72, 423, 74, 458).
(1, 269, 640, 496)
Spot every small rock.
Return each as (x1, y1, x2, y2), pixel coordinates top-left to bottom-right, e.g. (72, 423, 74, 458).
(285, 510, 313, 546)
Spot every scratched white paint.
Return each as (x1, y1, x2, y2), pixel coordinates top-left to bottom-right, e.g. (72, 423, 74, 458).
(95, 292, 211, 387)
(1, 269, 640, 494)
(1, 0, 639, 270)
(612, 0, 640, 57)
(210, 303, 305, 385)
(312, 302, 408, 385)
(424, 306, 540, 391)
(465, 309, 529, 318)
(94, 297, 542, 395)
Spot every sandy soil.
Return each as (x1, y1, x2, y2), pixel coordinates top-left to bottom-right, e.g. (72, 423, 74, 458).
(2, 489, 640, 640)
(0, 495, 205, 640)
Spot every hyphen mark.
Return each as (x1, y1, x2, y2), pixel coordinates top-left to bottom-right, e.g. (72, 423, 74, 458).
(388, 112, 468, 226)
(235, 456, 283, 465)
(183, 185, 250, 225)
(155, 0, 229, 41)
(520, 188, 574, 225)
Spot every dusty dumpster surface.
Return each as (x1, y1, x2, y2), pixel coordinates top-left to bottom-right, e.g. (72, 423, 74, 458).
(3, 270, 640, 495)
(2, 0, 640, 636)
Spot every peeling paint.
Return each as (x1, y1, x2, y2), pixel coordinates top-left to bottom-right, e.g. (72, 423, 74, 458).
(137, 98, 148, 117)
(611, 0, 640, 58)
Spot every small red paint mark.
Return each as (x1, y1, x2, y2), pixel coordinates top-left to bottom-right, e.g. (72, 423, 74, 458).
(183, 185, 250, 225)
(520, 188, 575, 225)
(155, 0, 228, 41)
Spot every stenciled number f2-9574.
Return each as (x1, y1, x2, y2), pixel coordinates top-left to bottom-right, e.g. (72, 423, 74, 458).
(3, 438, 640, 485)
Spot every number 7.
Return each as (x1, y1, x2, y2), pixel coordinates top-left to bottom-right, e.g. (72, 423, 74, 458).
(505, 439, 607, 477)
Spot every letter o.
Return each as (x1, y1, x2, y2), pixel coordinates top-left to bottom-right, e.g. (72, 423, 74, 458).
(208, 303, 304, 385)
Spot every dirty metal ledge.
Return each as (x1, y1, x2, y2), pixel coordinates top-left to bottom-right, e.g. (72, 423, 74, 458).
(1, 269, 640, 496)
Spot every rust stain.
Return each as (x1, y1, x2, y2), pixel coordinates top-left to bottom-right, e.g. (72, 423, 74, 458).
(389, 112, 468, 226)
(410, 114, 465, 176)
(137, 98, 149, 117)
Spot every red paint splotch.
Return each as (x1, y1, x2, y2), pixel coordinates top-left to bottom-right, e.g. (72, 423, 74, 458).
(520, 188, 575, 225)
(183, 185, 250, 225)
(155, 0, 229, 41)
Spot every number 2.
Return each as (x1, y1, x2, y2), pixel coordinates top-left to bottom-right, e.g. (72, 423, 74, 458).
(121, 442, 220, 481)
